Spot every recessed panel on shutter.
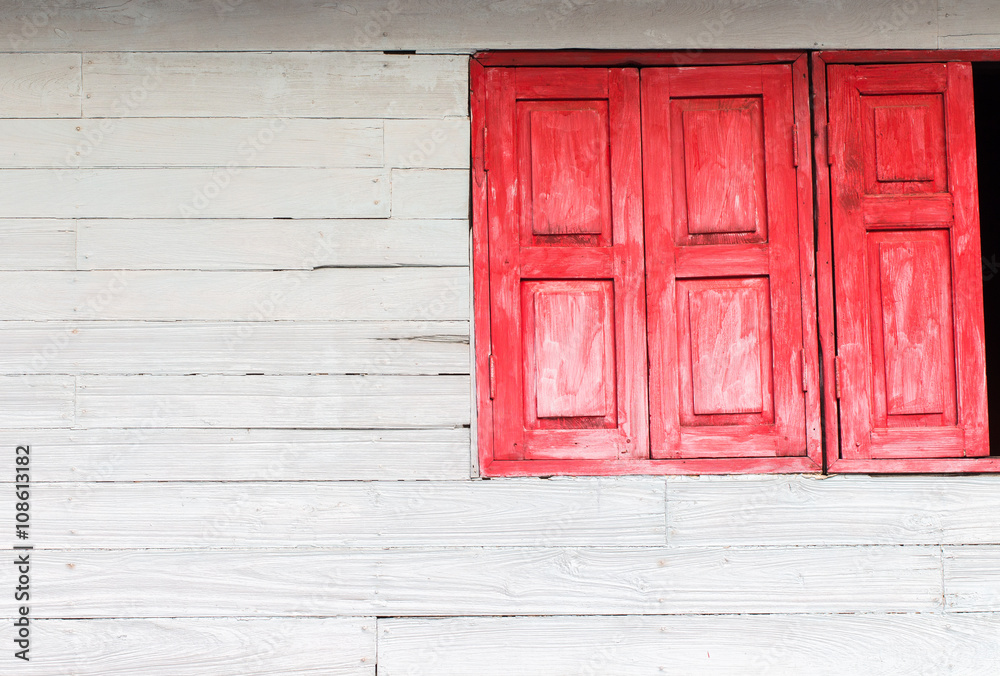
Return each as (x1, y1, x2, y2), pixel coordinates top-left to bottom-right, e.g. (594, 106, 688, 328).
(486, 67, 648, 462)
(828, 62, 988, 460)
(642, 64, 809, 459)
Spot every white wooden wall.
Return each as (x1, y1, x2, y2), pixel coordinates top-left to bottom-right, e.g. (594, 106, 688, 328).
(1, 1, 1000, 674)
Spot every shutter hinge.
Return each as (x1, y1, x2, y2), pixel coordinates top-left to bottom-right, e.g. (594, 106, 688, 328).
(834, 355, 842, 399)
(825, 124, 833, 166)
(489, 354, 496, 399)
(791, 124, 799, 167)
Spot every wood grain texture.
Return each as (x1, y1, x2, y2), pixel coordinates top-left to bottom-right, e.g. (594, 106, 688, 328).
(939, 0, 1000, 48)
(0, 168, 387, 218)
(14, 546, 941, 617)
(0, 269, 469, 320)
(77, 219, 470, 269)
(82, 53, 468, 118)
(390, 169, 469, 219)
(0, 219, 75, 269)
(0, 478, 666, 548)
(0, 1, 940, 51)
(945, 546, 1000, 611)
(666, 475, 1000, 546)
(75, 374, 470, 428)
(0, 618, 375, 676)
(0, 375, 74, 428)
(377, 613, 1000, 676)
(0, 321, 469, 375)
(0, 53, 80, 117)
(384, 119, 470, 168)
(0, 118, 382, 168)
(2, 428, 471, 481)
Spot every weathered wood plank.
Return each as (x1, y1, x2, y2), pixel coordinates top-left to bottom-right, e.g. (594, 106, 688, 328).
(77, 219, 470, 269)
(0, 478, 665, 548)
(0, 168, 387, 218)
(377, 613, 1000, 676)
(75, 374, 470, 428)
(666, 475, 1000, 546)
(82, 52, 467, 118)
(945, 546, 1000, 611)
(0, 618, 375, 676)
(939, 1, 1000, 48)
(0, 375, 74, 428)
(0, 321, 469, 375)
(391, 169, 468, 219)
(384, 119, 470, 168)
(0, 219, 75, 269)
(17, 546, 942, 617)
(0, 53, 80, 117)
(0, 118, 382, 168)
(4, 428, 471, 481)
(0, 269, 469, 320)
(0, 1, 939, 51)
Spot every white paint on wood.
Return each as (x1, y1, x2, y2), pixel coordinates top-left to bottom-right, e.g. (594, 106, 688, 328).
(0, 618, 375, 676)
(0, 375, 74, 428)
(22, 546, 942, 617)
(391, 169, 469, 219)
(3, 428, 471, 481)
(0, 478, 666, 548)
(945, 546, 1000, 611)
(938, 1, 1000, 48)
(0, 168, 387, 218)
(82, 52, 468, 118)
(77, 219, 470, 269)
(75, 374, 470, 428)
(384, 119, 470, 168)
(0, 2, 942, 52)
(377, 613, 1000, 676)
(666, 474, 1000, 546)
(0, 219, 75, 269)
(0, 321, 469, 375)
(0, 53, 80, 117)
(0, 118, 382, 168)
(0, 269, 469, 320)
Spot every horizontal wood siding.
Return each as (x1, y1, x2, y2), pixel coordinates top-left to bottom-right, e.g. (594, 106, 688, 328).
(0, 618, 376, 676)
(0, 2, 943, 52)
(0, 479, 666, 548)
(82, 53, 468, 118)
(12, 546, 942, 617)
(75, 374, 471, 428)
(378, 614, 1000, 675)
(0, 269, 469, 320)
(0, 321, 469, 375)
(4, 428, 472, 481)
(0, 5, 998, 672)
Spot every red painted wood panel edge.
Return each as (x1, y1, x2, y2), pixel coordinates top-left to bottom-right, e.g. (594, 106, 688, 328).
(483, 456, 822, 476)
(471, 57, 493, 477)
(818, 50, 1000, 64)
(812, 52, 839, 473)
(828, 457, 1000, 474)
(474, 50, 805, 67)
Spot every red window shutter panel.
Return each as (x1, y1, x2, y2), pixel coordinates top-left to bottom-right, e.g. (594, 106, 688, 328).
(485, 67, 648, 462)
(828, 63, 989, 460)
(641, 65, 809, 459)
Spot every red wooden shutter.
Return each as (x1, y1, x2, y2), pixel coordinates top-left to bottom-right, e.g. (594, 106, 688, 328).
(485, 67, 648, 463)
(828, 62, 989, 461)
(641, 65, 811, 460)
